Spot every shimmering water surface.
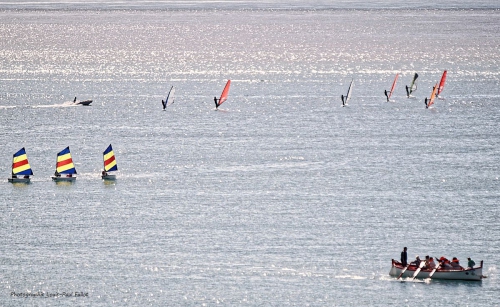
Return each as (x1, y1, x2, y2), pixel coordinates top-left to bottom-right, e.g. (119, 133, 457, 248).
(1, 1, 499, 305)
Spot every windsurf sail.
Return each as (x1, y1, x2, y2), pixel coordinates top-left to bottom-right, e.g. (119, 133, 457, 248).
(12, 147, 33, 176)
(385, 73, 399, 102)
(162, 86, 175, 110)
(406, 73, 419, 97)
(55, 146, 77, 175)
(103, 144, 118, 173)
(437, 70, 447, 96)
(216, 80, 231, 108)
(425, 83, 438, 108)
(342, 79, 354, 106)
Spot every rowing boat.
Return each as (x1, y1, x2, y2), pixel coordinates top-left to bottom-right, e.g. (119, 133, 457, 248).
(390, 259, 483, 281)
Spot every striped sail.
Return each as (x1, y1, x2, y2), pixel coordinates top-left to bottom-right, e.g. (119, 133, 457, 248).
(103, 144, 118, 172)
(12, 147, 33, 176)
(217, 80, 231, 107)
(55, 146, 77, 174)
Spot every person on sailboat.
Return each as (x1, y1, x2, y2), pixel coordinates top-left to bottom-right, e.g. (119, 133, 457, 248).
(214, 96, 219, 108)
(54, 171, 61, 177)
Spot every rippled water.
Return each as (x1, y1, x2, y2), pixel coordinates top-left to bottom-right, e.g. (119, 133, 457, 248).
(1, 2, 499, 306)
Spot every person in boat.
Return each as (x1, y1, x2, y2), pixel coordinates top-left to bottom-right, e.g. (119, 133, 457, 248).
(12, 174, 17, 179)
(410, 255, 421, 266)
(428, 257, 437, 269)
(467, 257, 475, 269)
(439, 257, 453, 269)
(54, 171, 61, 177)
(400, 247, 408, 267)
(423, 255, 430, 269)
(23, 175, 29, 179)
(102, 170, 108, 177)
(450, 257, 463, 270)
(214, 96, 219, 108)
(67, 174, 72, 177)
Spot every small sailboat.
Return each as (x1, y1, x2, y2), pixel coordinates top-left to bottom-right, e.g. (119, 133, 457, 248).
(162, 86, 175, 110)
(101, 144, 118, 180)
(8, 147, 33, 183)
(384, 73, 399, 102)
(405, 73, 419, 98)
(341, 79, 354, 107)
(214, 80, 231, 110)
(51, 146, 77, 182)
(437, 70, 447, 99)
(424, 83, 438, 109)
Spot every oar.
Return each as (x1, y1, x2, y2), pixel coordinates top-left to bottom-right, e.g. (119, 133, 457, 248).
(411, 261, 426, 281)
(397, 265, 409, 280)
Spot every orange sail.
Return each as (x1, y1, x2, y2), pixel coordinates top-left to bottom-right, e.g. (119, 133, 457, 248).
(217, 80, 231, 107)
(437, 70, 447, 96)
(426, 83, 438, 108)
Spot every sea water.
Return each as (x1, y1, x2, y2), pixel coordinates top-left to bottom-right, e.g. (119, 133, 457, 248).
(1, 1, 499, 306)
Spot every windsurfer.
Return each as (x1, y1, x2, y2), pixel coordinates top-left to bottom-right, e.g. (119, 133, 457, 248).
(384, 90, 389, 102)
(214, 96, 219, 108)
(162, 100, 166, 110)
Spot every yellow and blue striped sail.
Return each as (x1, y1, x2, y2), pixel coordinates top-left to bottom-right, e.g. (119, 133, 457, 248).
(103, 144, 118, 172)
(56, 146, 77, 174)
(12, 147, 33, 176)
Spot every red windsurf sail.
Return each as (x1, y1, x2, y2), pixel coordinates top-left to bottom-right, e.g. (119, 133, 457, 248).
(385, 73, 399, 101)
(217, 80, 231, 107)
(437, 70, 447, 96)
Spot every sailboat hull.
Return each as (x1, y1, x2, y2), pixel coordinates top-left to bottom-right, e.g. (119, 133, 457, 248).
(52, 176, 76, 182)
(8, 177, 31, 183)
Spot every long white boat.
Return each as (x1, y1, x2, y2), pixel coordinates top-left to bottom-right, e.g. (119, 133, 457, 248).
(390, 259, 484, 281)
